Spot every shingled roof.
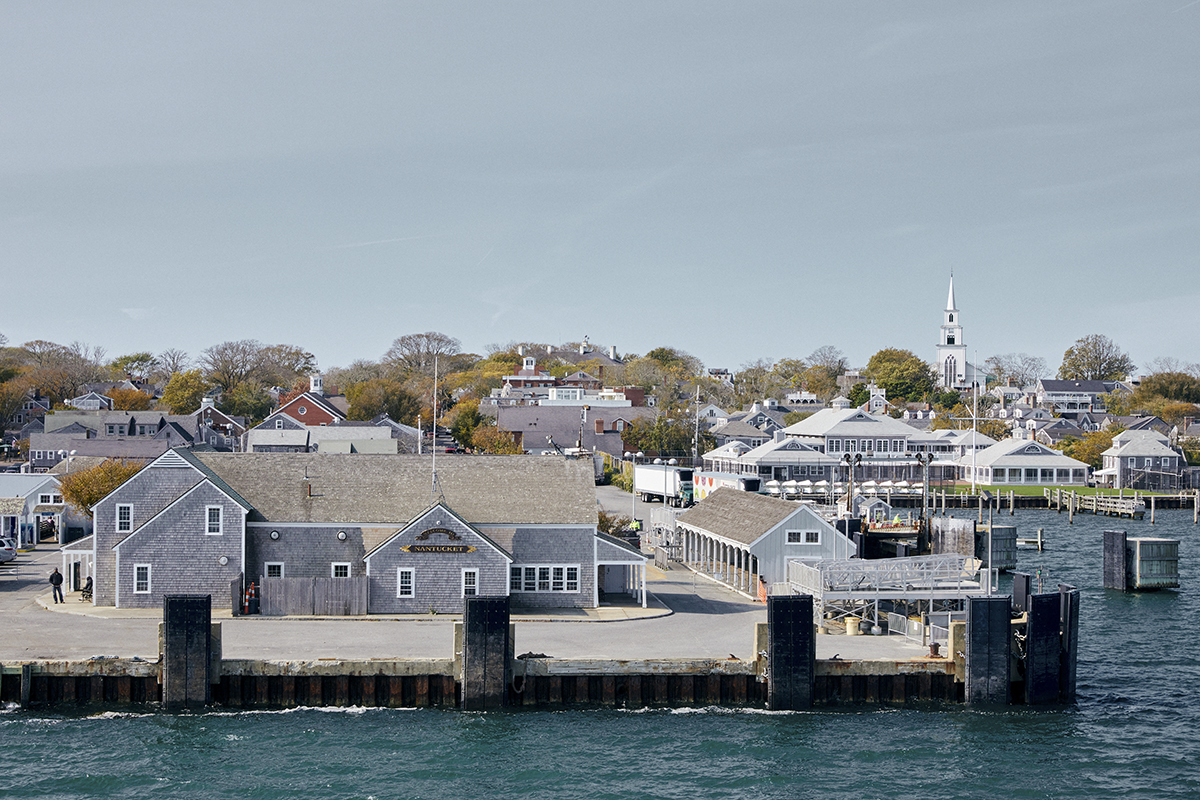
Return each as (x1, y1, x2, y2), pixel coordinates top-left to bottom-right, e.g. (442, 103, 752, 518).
(675, 488, 807, 546)
(192, 452, 598, 526)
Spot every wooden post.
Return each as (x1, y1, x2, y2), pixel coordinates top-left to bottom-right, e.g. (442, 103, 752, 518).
(1103, 530, 1128, 591)
(20, 663, 33, 708)
(1150, 495, 1155, 524)
(1010, 490, 1015, 516)
(1068, 492, 1074, 524)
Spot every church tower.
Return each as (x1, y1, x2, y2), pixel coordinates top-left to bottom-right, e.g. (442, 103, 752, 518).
(936, 275, 969, 388)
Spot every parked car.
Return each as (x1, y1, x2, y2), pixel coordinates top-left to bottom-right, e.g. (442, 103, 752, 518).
(0, 537, 16, 563)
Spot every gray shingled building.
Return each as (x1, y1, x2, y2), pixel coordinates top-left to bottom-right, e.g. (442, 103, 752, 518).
(87, 449, 645, 613)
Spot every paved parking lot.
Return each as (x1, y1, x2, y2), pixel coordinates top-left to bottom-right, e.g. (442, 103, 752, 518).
(0, 486, 924, 663)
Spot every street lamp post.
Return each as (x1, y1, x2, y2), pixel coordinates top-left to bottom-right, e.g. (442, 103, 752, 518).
(842, 452, 862, 518)
(623, 450, 645, 532)
(914, 452, 934, 522)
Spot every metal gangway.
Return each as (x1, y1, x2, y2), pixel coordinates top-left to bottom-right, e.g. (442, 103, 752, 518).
(783, 553, 992, 631)
(648, 507, 684, 561)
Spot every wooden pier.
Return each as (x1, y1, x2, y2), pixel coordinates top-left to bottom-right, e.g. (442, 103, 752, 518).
(1045, 488, 1146, 520)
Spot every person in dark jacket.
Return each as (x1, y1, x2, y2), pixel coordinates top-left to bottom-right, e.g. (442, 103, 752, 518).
(49, 567, 64, 603)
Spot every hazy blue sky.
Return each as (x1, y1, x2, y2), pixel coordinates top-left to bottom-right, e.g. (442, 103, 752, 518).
(3, 1, 1197, 375)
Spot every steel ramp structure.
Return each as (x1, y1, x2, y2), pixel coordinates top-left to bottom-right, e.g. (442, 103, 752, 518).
(784, 553, 989, 630)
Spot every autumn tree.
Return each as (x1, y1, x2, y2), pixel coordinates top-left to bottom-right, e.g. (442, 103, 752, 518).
(1056, 428, 1122, 470)
(863, 348, 936, 402)
(643, 347, 702, 377)
(803, 346, 847, 398)
(59, 459, 145, 515)
(324, 359, 386, 390)
(471, 426, 523, 454)
(219, 381, 274, 424)
(383, 332, 466, 378)
(108, 352, 160, 381)
(446, 399, 485, 449)
(157, 348, 191, 377)
(733, 359, 782, 405)
(1136, 372, 1200, 403)
(621, 416, 709, 458)
(258, 344, 317, 387)
(106, 386, 155, 411)
(985, 353, 1048, 387)
(1057, 335, 1135, 381)
(345, 378, 421, 425)
(771, 358, 808, 390)
(199, 340, 265, 393)
(161, 369, 209, 414)
(0, 378, 29, 439)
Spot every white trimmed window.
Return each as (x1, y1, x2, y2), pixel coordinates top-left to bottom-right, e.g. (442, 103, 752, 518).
(116, 504, 132, 533)
(134, 564, 151, 593)
(462, 569, 478, 597)
(275, 419, 284, 429)
(265, 563, 284, 579)
(206, 506, 223, 535)
(397, 568, 414, 598)
(787, 530, 820, 545)
(511, 565, 580, 593)
(332, 563, 350, 578)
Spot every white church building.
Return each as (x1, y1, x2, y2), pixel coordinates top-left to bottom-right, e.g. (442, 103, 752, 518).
(936, 275, 987, 391)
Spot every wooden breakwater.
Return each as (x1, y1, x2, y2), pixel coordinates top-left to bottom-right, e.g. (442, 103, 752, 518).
(2, 592, 1077, 712)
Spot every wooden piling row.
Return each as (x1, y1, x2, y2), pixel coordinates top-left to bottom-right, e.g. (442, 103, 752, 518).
(0, 672, 160, 706)
(509, 672, 764, 707)
(213, 673, 458, 708)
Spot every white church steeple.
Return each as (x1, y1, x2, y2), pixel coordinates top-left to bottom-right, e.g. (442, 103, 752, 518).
(936, 274, 970, 389)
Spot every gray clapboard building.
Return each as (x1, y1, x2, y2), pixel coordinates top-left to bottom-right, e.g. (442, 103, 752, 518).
(87, 449, 645, 613)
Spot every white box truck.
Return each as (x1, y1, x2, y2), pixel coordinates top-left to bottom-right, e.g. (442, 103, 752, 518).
(633, 464, 694, 507)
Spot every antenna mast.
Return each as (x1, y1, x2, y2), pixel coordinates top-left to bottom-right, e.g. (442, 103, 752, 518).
(431, 355, 445, 505)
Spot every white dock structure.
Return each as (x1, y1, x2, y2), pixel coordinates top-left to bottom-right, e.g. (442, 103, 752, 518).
(783, 554, 992, 633)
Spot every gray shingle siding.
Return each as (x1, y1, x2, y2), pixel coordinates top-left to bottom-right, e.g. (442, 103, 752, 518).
(247, 526, 369, 581)
(365, 509, 509, 614)
(506, 526, 596, 609)
(113, 482, 244, 609)
(93, 466, 204, 606)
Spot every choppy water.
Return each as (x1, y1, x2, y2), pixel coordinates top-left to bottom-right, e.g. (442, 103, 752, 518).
(5, 511, 1197, 800)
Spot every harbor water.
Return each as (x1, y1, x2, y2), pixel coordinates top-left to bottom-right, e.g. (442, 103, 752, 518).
(5, 511, 1198, 799)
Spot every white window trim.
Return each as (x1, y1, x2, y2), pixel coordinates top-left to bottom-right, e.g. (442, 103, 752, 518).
(509, 564, 581, 593)
(331, 562, 351, 578)
(787, 529, 821, 545)
(116, 504, 132, 533)
(133, 564, 151, 594)
(206, 505, 223, 535)
(265, 562, 285, 579)
(397, 567, 415, 598)
(462, 568, 479, 597)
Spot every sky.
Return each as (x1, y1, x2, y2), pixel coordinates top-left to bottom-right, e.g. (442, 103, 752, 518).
(3, 1, 1198, 376)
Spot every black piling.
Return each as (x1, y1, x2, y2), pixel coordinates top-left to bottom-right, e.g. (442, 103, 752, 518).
(462, 596, 511, 711)
(965, 595, 1010, 705)
(1059, 584, 1080, 703)
(1024, 593, 1061, 705)
(1012, 572, 1032, 613)
(1103, 530, 1128, 590)
(162, 595, 212, 711)
(766, 594, 815, 711)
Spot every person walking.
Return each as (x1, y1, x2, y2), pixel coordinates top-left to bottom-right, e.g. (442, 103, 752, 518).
(49, 567, 64, 604)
